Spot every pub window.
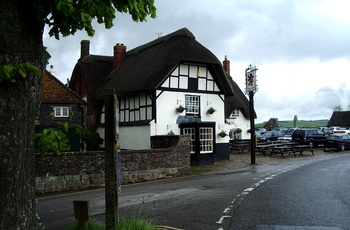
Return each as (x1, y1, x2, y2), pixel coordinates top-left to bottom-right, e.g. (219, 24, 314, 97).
(183, 127, 195, 153)
(199, 127, 213, 153)
(185, 95, 200, 117)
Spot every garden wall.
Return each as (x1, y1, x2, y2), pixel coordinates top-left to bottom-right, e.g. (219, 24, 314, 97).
(35, 135, 191, 194)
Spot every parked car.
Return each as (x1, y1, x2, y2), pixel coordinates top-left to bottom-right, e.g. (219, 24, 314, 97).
(278, 134, 292, 141)
(255, 128, 266, 135)
(324, 134, 350, 151)
(284, 128, 297, 135)
(332, 129, 350, 135)
(291, 129, 328, 148)
(272, 127, 288, 133)
(258, 131, 285, 142)
(323, 126, 342, 134)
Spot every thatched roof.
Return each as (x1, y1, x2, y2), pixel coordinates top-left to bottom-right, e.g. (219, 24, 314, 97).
(225, 77, 256, 119)
(97, 28, 235, 98)
(69, 55, 113, 101)
(327, 111, 350, 127)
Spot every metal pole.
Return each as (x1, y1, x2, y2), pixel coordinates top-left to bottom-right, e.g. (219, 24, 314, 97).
(249, 91, 256, 164)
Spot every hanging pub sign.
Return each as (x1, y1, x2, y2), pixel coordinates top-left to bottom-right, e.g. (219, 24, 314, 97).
(245, 64, 258, 93)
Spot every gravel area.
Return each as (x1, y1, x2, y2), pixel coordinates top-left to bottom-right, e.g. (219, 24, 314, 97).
(197, 148, 337, 172)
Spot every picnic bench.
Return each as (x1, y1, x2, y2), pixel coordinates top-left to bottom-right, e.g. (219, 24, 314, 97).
(292, 145, 314, 156)
(256, 143, 284, 156)
(266, 142, 315, 158)
(230, 141, 250, 153)
(257, 141, 300, 157)
(269, 145, 294, 158)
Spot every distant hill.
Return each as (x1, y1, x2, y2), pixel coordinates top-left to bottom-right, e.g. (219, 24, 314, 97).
(256, 119, 329, 128)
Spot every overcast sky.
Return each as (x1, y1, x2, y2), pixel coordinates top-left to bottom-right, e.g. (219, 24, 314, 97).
(43, 0, 350, 124)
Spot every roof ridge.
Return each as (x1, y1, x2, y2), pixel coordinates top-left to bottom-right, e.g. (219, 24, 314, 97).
(127, 27, 195, 56)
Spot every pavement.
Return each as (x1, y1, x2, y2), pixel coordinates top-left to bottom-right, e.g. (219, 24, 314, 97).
(197, 147, 336, 173)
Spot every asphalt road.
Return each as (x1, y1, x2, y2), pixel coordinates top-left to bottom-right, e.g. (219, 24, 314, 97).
(36, 152, 350, 230)
(228, 153, 350, 230)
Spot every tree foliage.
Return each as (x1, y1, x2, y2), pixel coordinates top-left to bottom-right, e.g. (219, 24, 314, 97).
(0, 63, 41, 83)
(35, 0, 157, 39)
(333, 105, 343, 111)
(0, 0, 156, 228)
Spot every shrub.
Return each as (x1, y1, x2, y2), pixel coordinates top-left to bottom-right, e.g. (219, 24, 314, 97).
(73, 125, 104, 151)
(34, 127, 70, 155)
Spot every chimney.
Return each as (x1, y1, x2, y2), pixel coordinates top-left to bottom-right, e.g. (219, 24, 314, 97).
(80, 40, 90, 59)
(49, 65, 55, 74)
(223, 55, 230, 75)
(113, 43, 126, 69)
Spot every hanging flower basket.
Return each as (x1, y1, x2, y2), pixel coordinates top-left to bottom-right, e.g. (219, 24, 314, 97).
(207, 107, 216, 114)
(176, 105, 185, 113)
(218, 130, 227, 138)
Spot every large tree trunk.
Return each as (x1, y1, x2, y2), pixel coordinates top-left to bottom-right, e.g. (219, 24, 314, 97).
(0, 1, 44, 229)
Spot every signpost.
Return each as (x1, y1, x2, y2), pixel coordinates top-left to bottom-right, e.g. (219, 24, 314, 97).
(105, 89, 118, 229)
(117, 150, 122, 197)
(245, 64, 258, 164)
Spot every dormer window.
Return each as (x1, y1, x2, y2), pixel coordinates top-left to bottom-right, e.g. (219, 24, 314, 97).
(231, 108, 239, 117)
(54, 106, 69, 117)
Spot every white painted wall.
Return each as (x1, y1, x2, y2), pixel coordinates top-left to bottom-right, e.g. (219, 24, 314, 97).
(155, 90, 228, 143)
(119, 125, 151, 149)
(98, 104, 152, 149)
(226, 110, 251, 139)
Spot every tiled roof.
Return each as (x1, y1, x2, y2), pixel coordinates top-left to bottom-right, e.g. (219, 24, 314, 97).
(42, 71, 87, 105)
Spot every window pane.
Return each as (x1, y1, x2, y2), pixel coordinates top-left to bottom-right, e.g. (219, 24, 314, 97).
(62, 107, 68, 117)
(55, 108, 61, 117)
(185, 95, 200, 116)
(200, 127, 213, 153)
(183, 128, 195, 153)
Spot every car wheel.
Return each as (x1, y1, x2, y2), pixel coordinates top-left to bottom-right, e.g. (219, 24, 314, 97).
(309, 141, 314, 148)
(340, 144, 345, 151)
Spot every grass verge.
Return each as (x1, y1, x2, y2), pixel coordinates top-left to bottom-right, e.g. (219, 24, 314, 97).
(65, 217, 154, 230)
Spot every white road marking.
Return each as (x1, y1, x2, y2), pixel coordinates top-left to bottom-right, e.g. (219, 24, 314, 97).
(216, 216, 231, 224)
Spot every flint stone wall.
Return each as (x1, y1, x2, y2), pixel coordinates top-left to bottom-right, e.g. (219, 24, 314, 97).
(35, 135, 191, 194)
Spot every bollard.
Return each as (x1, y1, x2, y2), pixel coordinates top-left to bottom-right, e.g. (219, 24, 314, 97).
(73, 200, 90, 226)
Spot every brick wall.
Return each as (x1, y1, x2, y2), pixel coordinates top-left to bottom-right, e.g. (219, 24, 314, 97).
(35, 135, 191, 194)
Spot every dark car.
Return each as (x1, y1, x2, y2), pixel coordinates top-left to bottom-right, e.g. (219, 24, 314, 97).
(258, 131, 285, 142)
(291, 129, 328, 148)
(324, 134, 350, 151)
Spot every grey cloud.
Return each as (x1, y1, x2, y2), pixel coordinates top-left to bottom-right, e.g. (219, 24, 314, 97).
(43, 0, 350, 123)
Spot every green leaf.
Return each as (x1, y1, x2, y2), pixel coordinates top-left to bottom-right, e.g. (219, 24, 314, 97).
(18, 67, 27, 78)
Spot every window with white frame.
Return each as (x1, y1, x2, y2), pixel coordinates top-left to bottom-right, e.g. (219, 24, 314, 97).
(185, 95, 200, 117)
(183, 127, 195, 153)
(54, 106, 69, 117)
(199, 127, 213, 153)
